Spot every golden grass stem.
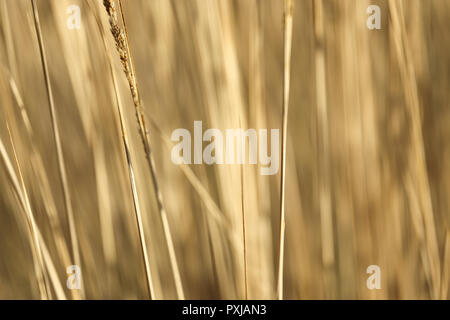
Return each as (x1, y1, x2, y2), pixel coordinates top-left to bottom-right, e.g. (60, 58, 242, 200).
(6, 124, 53, 300)
(277, 0, 294, 300)
(441, 231, 450, 299)
(38, 229, 66, 300)
(0, 126, 48, 299)
(117, 0, 184, 299)
(89, 0, 155, 298)
(104, 0, 184, 299)
(313, 0, 336, 297)
(2, 64, 73, 296)
(241, 171, 248, 300)
(6, 121, 69, 299)
(240, 119, 248, 300)
(31, 0, 84, 299)
(148, 119, 244, 256)
(389, 1, 441, 299)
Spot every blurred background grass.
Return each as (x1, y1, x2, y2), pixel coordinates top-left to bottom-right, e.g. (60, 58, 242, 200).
(0, 0, 449, 299)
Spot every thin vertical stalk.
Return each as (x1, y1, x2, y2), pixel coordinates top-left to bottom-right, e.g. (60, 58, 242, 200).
(103, 0, 184, 299)
(240, 119, 248, 300)
(30, 0, 84, 299)
(389, 1, 440, 299)
(241, 168, 248, 300)
(441, 231, 449, 299)
(313, 0, 336, 298)
(0, 127, 48, 299)
(277, 0, 294, 300)
(88, 0, 155, 298)
(2, 65, 73, 296)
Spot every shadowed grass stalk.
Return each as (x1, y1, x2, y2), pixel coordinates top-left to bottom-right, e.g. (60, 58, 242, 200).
(277, 0, 294, 300)
(389, 1, 441, 299)
(313, 0, 336, 297)
(441, 231, 450, 299)
(30, 0, 84, 299)
(38, 229, 66, 300)
(0, 1, 18, 81)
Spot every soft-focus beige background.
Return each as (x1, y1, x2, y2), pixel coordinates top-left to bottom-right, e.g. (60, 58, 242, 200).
(0, 0, 449, 299)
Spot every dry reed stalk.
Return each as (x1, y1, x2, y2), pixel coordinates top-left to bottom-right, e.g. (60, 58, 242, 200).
(0, 126, 48, 299)
(2, 64, 73, 288)
(389, 1, 441, 299)
(189, 0, 243, 297)
(239, 118, 248, 300)
(277, 0, 294, 300)
(241, 168, 248, 300)
(313, 0, 336, 297)
(30, 0, 84, 299)
(92, 135, 117, 267)
(441, 231, 450, 299)
(103, 0, 184, 299)
(241, 200, 248, 298)
(141, 113, 244, 259)
(148, 119, 244, 256)
(38, 229, 66, 300)
(6, 122, 57, 300)
(88, 0, 155, 298)
(49, 1, 94, 139)
(51, 0, 118, 274)
(1, 62, 67, 299)
(248, 1, 275, 298)
(6, 123, 69, 299)
(0, 1, 18, 81)
(93, 6, 243, 257)
(334, 1, 366, 298)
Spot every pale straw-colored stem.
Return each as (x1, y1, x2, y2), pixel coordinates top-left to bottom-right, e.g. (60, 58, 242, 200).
(0, 128, 48, 299)
(103, 0, 184, 299)
(89, 0, 156, 298)
(31, 0, 84, 299)
(277, 0, 294, 300)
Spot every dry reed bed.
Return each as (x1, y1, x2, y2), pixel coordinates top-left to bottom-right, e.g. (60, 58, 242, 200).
(0, 0, 448, 299)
